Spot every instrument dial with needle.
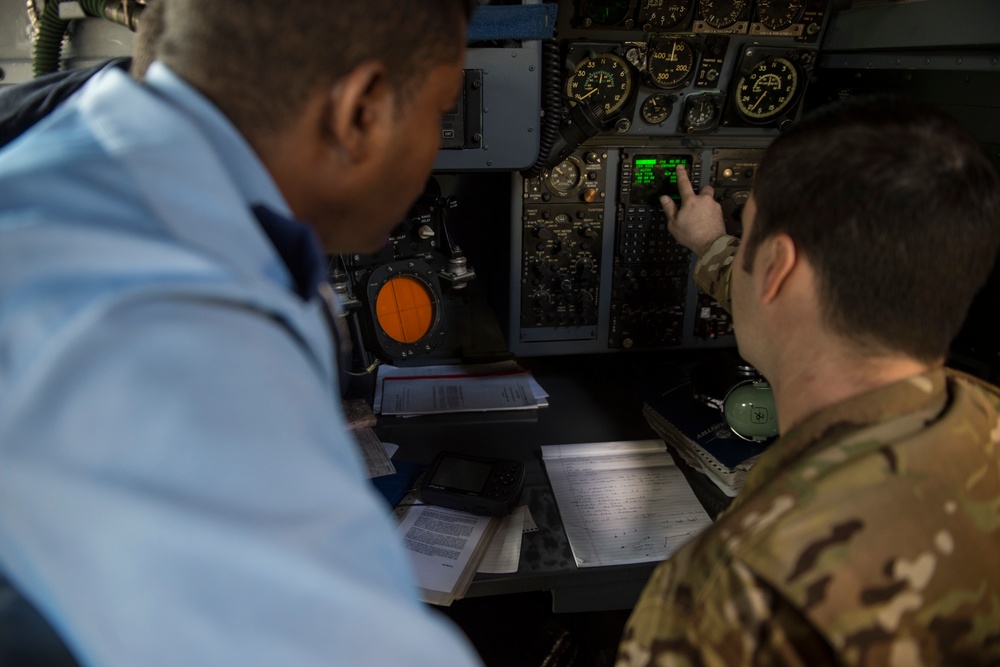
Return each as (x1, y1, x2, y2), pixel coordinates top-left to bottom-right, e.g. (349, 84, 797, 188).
(734, 56, 799, 122)
(641, 94, 675, 125)
(647, 37, 696, 89)
(566, 52, 635, 117)
(755, 0, 805, 30)
(546, 158, 584, 194)
(639, 0, 694, 30)
(683, 93, 722, 132)
(699, 0, 749, 29)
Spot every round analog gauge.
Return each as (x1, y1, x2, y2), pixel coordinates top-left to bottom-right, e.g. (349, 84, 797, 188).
(734, 56, 799, 122)
(647, 38, 696, 89)
(699, 0, 748, 29)
(566, 52, 635, 116)
(683, 94, 720, 132)
(640, 0, 694, 29)
(546, 158, 584, 194)
(583, 0, 632, 26)
(641, 94, 675, 125)
(755, 0, 805, 30)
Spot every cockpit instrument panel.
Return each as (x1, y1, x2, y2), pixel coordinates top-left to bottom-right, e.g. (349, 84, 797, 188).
(494, 0, 832, 356)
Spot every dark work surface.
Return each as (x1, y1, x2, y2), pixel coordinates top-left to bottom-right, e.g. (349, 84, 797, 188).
(433, 590, 632, 667)
(370, 351, 733, 612)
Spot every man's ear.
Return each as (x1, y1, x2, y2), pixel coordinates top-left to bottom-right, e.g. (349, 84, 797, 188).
(758, 233, 798, 305)
(323, 60, 392, 163)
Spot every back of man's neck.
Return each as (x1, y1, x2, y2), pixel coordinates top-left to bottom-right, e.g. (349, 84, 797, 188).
(769, 348, 934, 436)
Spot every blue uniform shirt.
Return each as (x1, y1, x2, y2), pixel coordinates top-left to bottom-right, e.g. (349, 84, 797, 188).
(0, 63, 482, 667)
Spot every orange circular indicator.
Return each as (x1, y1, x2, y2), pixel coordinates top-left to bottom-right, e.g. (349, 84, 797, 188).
(375, 275, 435, 343)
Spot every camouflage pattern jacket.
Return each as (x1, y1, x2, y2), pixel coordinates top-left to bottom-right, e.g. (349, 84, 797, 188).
(617, 236, 1000, 666)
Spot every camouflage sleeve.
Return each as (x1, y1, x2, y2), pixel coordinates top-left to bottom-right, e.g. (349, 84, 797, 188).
(616, 545, 835, 667)
(692, 234, 739, 312)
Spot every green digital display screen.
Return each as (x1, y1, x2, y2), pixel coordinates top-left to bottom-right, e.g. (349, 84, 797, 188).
(631, 155, 691, 205)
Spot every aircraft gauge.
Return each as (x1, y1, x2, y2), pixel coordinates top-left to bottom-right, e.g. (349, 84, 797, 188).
(682, 92, 723, 133)
(699, 0, 749, 29)
(647, 37, 696, 89)
(546, 157, 584, 194)
(581, 0, 633, 27)
(734, 56, 799, 122)
(566, 52, 635, 117)
(639, 0, 694, 30)
(754, 0, 805, 30)
(641, 94, 675, 125)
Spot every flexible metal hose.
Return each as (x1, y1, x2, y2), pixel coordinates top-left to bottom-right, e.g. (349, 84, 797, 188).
(31, 0, 145, 77)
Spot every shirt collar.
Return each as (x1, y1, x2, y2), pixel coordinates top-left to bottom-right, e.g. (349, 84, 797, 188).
(142, 61, 332, 303)
(734, 367, 949, 505)
(142, 61, 292, 219)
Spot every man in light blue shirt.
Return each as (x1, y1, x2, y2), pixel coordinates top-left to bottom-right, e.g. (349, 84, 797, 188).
(0, 1, 483, 665)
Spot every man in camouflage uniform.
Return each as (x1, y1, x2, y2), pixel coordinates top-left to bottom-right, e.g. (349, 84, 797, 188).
(616, 98, 1000, 666)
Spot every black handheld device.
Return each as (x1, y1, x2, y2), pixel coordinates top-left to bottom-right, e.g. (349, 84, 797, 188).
(419, 452, 524, 516)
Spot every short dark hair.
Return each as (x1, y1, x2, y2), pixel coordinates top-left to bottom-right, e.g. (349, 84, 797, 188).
(158, 0, 474, 135)
(745, 96, 1000, 363)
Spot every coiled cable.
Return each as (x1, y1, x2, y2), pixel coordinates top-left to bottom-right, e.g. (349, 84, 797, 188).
(520, 38, 563, 179)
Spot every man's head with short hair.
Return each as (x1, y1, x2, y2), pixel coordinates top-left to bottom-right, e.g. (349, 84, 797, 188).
(158, 0, 474, 137)
(744, 97, 1000, 363)
(156, 0, 474, 255)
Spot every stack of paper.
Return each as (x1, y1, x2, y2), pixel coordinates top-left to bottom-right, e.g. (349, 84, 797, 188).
(374, 361, 548, 416)
(396, 504, 500, 606)
(394, 499, 531, 605)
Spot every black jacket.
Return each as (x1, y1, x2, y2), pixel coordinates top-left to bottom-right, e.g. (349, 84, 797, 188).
(0, 58, 131, 151)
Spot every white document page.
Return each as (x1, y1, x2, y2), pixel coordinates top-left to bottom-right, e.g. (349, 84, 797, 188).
(397, 505, 496, 605)
(541, 440, 713, 568)
(380, 371, 539, 416)
(477, 505, 527, 574)
(374, 362, 549, 414)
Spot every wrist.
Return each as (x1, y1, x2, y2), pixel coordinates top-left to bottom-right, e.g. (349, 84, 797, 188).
(694, 233, 728, 258)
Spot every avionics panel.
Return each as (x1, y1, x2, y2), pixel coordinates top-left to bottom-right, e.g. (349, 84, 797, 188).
(496, 0, 834, 357)
(610, 150, 700, 350)
(507, 144, 764, 356)
(517, 149, 611, 348)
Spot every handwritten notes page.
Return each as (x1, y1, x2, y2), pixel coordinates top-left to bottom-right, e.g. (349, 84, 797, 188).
(353, 428, 396, 478)
(541, 440, 712, 568)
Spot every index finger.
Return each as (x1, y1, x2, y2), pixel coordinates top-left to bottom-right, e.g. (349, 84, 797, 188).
(674, 163, 696, 202)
